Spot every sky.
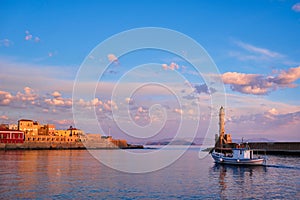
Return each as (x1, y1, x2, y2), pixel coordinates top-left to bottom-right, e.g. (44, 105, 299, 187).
(1, 0, 300, 143)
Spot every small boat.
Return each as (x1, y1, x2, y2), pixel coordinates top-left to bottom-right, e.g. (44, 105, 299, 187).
(211, 146, 267, 166)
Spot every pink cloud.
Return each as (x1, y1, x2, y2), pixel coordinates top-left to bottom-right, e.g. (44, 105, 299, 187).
(25, 34, 32, 41)
(162, 64, 168, 70)
(52, 91, 62, 98)
(222, 72, 259, 85)
(137, 106, 147, 113)
(103, 102, 111, 111)
(107, 54, 118, 63)
(292, 3, 300, 12)
(271, 66, 300, 86)
(0, 90, 13, 105)
(53, 119, 74, 126)
(0, 115, 9, 120)
(91, 98, 102, 106)
(162, 62, 180, 70)
(16, 87, 38, 102)
(44, 95, 72, 107)
(125, 97, 133, 104)
(24, 30, 40, 43)
(174, 108, 183, 115)
(222, 66, 300, 95)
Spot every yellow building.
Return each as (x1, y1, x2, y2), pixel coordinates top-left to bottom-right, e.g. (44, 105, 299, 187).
(67, 126, 84, 137)
(55, 130, 69, 137)
(55, 126, 84, 137)
(38, 124, 56, 135)
(46, 124, 55, 135)
(18, 119, 38, 136)
(18, 119, 56, 136)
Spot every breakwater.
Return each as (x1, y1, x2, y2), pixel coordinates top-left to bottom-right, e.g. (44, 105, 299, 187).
(248, 142, 300, 155)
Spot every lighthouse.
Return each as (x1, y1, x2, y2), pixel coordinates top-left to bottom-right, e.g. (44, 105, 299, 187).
(219, 106, 225, 137)
(216, 106, 232, 148)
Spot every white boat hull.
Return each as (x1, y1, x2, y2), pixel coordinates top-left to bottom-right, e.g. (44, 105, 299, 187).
(211, 152, 266, 166)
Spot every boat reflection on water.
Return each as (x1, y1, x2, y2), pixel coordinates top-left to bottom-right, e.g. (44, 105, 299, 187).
(211, 164, 268, 199)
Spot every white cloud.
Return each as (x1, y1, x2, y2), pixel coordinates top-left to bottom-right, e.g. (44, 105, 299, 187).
(34, 37, 40, 42)
(235, 41, 283, 58)
(0, 39, 13, 47)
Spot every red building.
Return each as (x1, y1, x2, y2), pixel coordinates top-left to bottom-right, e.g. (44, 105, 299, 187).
(0, 130, 24, 143)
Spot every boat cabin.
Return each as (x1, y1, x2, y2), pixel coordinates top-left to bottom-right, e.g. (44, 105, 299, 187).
(232, 148, 254, 159)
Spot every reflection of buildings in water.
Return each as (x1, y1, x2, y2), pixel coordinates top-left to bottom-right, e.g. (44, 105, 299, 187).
(15, 151, 39, 199)
(11, 150, 93, 198)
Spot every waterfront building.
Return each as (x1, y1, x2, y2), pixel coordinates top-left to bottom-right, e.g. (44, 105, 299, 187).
(1, 119, 129, 149)
(55, 130, 69, 137)
(0, 130, 24, 143)
(46, 124, 55, 135)
(18, 119, 37, 136)
(8, 124, 18, 130)
(67, 126, 84, 137)
(38, 124, 56, 135)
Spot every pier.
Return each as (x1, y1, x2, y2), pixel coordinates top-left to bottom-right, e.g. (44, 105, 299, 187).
(248, 142, 300, 155)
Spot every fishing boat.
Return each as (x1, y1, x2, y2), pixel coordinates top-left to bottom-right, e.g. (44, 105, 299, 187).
(211, 107, 267, 166)
(211, 146, 267, 166)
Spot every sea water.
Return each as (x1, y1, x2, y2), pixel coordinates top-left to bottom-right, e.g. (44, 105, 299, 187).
(0, 147, 299, 199)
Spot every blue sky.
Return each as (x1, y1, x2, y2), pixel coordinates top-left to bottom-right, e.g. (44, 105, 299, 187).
(1, 0, 300, 142)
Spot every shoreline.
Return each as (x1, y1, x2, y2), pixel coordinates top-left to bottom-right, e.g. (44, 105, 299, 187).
(0, 142, 144, 151)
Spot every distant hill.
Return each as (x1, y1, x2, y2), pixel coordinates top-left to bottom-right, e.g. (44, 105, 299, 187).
(232, 138, 275, 143)
(145, 138, 215, 146)
(144, 137, 274, 146)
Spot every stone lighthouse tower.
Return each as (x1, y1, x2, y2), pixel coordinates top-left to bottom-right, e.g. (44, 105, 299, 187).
(219, 106, 225, 137)
(216, 106, 232, 148)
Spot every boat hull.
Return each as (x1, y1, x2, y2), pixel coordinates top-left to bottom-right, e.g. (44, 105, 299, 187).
(211, 152, 265, 166)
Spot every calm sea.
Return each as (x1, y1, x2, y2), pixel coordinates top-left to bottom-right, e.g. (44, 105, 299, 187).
(0, 147, 299, 199)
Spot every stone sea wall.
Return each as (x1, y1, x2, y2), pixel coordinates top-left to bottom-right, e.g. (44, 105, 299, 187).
(248, 142, 300, 155)
(0, 134, 129, 150)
